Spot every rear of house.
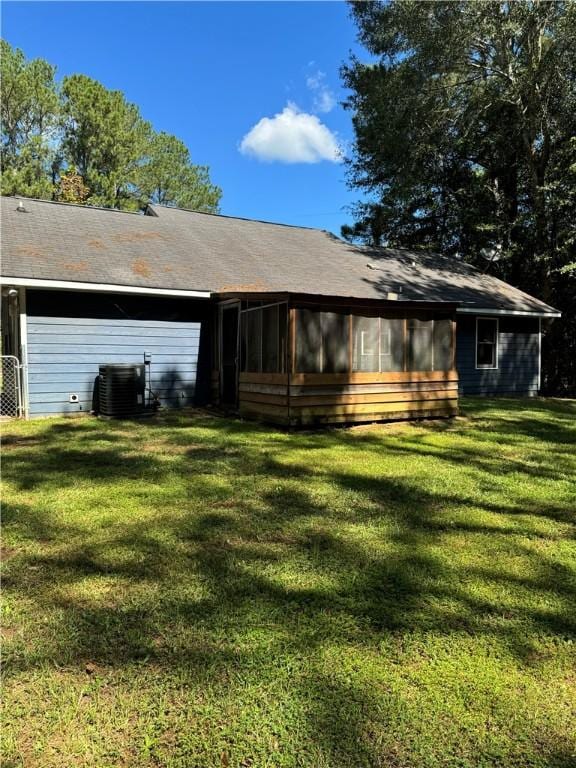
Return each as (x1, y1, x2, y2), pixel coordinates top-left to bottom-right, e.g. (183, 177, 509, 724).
(456, 314, 542, 396)
(1, 196, 560, 424)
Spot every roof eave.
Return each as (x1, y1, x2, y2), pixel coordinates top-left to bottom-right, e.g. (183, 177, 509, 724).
(215, 290, 461, 310)
(1, 276, 211, 299)
(456, 306, 561, 319)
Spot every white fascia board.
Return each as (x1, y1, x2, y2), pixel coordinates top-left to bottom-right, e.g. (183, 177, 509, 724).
(457, 306, 561, 319)
(1, 276, 211, 299)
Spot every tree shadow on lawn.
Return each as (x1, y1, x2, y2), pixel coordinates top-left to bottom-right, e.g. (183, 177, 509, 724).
(2, 403, 575, 764)
(3, 404, 575, 653)
(458, 396, 576, 446)
(342, 397, 576, 484)
(5, 484, 575, 657)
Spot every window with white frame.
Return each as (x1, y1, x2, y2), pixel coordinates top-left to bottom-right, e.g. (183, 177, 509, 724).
(476, 317, 498, 368)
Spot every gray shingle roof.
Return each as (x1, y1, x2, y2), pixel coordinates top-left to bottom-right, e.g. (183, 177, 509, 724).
(1, 196, 559, 314)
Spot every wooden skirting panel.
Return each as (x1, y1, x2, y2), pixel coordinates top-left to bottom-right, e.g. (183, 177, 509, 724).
(239, 382, 289, 396)
(238, 371, 458, 427)
(238, 372, 290, 424)
(239, 401, 290, 425)
(289, 390, 457, 408)
(241, 392, 288, 406)
(290, 398, 457, 417)
(239, 373, 289, 385)
(291, 405, 458, 427)
(288, 372, 458, 425)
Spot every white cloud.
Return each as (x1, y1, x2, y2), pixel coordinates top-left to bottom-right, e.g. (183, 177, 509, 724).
(306, 69, 336, 114)
(239, 103, 341, 164)
(314, 88, 337, 114)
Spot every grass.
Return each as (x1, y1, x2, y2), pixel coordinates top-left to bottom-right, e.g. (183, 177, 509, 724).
(1, 397, 575, 768)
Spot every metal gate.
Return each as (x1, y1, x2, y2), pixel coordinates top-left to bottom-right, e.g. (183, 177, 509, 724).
(0, 356, 23, 418)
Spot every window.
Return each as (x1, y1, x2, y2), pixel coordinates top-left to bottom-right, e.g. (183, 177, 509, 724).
(295, 310, 349, 373)
(432, 317, 453, 371)
(240, 302, 287, 373)
(380, 323, 391, 356)
(295, 309, 322, 372)
(352, 316, 404, 372)
(296, 308, 454, 375)
(353, 316, 379, 372)
(476, 317, 498, 368)
(380, 318, 404, 371)
(407, 317, 433, 371)
(322, 312, 350, 373)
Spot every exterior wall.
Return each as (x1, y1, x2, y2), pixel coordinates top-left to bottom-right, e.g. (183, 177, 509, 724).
(456, 315, 539, 396)
(26, 290, 210, 417)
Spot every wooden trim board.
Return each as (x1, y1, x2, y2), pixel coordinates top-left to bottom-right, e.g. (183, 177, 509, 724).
(289, 390, 456, 407)
(290, 405, 458, 426)
(239, 372, 289, 385)
(290, 371, 458, 386)
(290, 399, 458, 418)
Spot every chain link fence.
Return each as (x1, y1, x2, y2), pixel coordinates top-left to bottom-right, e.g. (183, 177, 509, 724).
(0, 356, 23, 418)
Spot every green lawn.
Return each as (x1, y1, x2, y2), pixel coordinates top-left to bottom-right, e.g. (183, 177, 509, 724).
(1, 398, 575, 768)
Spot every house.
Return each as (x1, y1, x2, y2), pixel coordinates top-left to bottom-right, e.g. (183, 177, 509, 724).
(0, 196, 560, 425)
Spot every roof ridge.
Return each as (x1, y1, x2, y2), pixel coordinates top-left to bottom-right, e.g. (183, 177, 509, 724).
(1, 195, 144, 216)
(149, 203, 328, 233)
(1, 195, 336, 233)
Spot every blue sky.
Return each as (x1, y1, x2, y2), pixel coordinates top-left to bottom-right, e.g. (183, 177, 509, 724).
(2, 1, 367, 234)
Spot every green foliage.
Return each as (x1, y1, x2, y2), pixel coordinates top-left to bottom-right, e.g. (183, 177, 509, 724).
(342, 1, 576, 392)
(60, 74, 151, 210)
(2, 401, 575, 766)
(0, 40, 59, 199)
(0, 40, 221, 213)
(136, 131, 222, 211)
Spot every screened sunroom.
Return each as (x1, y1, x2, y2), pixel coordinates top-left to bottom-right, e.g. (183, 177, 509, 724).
(213, 294, 459, 427)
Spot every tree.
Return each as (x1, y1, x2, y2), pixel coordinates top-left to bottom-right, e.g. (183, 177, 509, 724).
(342, 0, 576, 392)
(60, 74, 151, 210)
(0, 41, 222, 214)
(56, 167, 89, 204)
(0, 40, 59, 199)
(135, 131, 221, 212)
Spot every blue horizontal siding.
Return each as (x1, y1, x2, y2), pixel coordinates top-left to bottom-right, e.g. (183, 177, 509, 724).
(27, 301, 204, 417)
(28, 377, 198, 393)
(29, 334, 200, 344)
(29, 344, 199, 356)
(27, 316, 200, 328)
(30, 401, 96, 416)
(457, 316, 539, 396)
(28, 353, 199, 364)
(28, 364, 198, 378)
